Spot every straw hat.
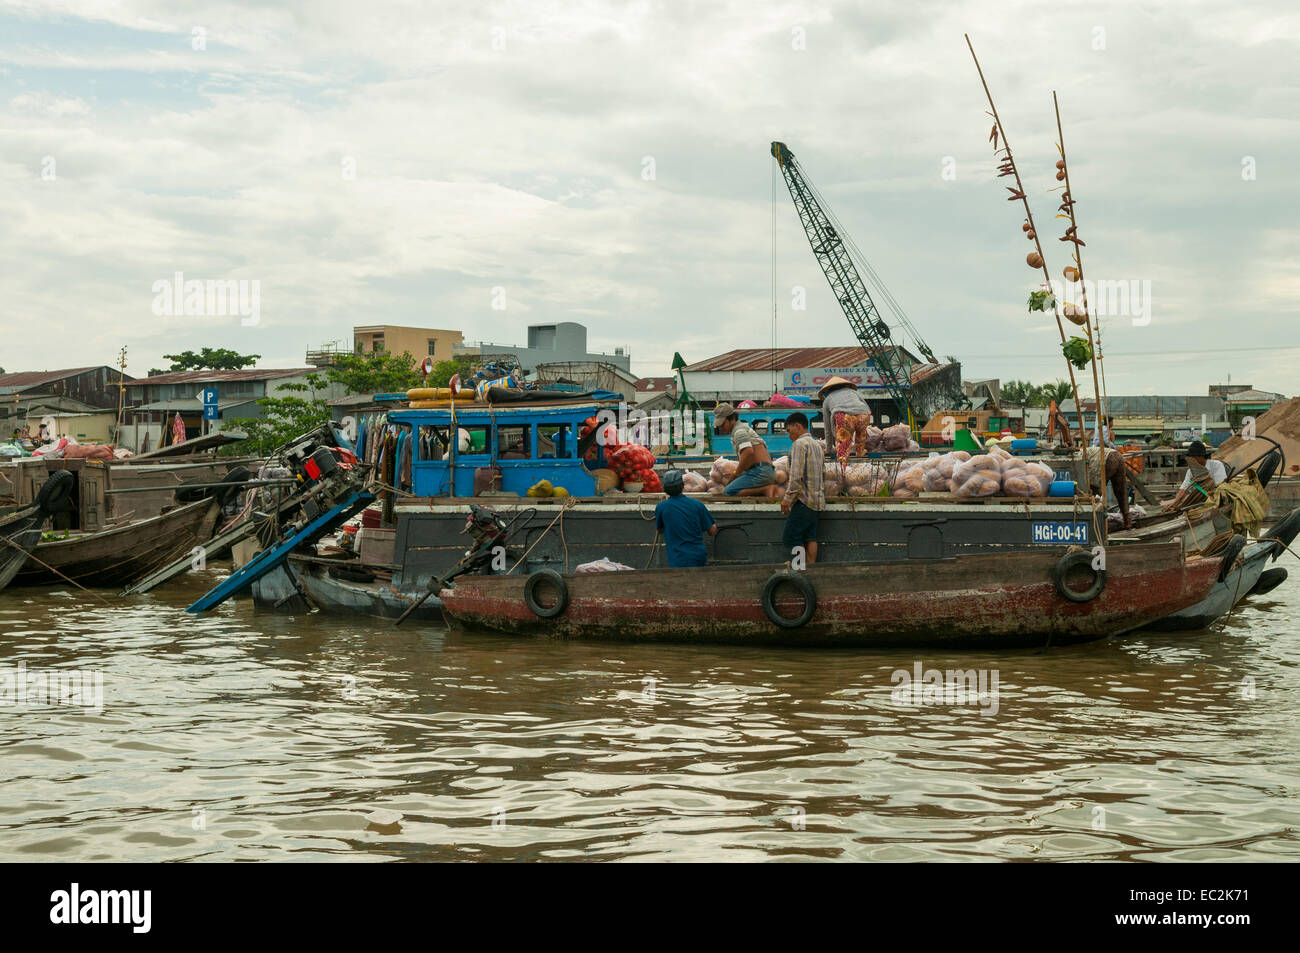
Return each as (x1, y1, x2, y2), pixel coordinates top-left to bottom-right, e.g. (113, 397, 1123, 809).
(817, 376, 856, 398)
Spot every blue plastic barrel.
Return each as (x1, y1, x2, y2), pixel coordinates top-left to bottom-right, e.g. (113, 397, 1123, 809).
(1011, 438, 1036, 452)
(1048, 480, 1076, 497)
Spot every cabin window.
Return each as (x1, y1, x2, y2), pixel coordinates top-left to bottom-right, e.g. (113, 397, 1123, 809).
(497, 425, 531, 459)
(417, 425, 454, 461)
(770, 418, 787, 434)
(811, 421, 825, 438)
(752, 419, 769, 434)
(457, 425, 491, 455)
(537, 423, 572, 459)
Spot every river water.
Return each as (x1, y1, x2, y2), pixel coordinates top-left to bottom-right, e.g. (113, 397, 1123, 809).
(2, 566, 1299, 862)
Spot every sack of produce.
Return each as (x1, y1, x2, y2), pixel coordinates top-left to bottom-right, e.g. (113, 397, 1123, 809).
(950, 456, 1002, 498)
(881, 424, 911, 451)
(863, 426, 883, 452)
(772, 455, 790, 485)
(937, 450, 971, 479)
(681, 471, 709, 493)
(709, 455, 739, 486)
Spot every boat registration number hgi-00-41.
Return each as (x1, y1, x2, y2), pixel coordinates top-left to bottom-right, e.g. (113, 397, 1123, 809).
(1031, 521, 1090, 544)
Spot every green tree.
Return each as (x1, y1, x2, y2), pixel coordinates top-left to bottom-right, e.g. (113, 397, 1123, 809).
(1001, 380, 1035, 405)
(221, 375, 330, 456)
(427, 358, 474, 388)
(325, 350, 424, 395)
(1040, 379, 1073, 407)
(164, 348, 261, 371)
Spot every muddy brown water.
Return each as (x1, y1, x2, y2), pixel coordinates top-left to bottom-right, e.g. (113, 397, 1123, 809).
(2, 566, 1298, 861)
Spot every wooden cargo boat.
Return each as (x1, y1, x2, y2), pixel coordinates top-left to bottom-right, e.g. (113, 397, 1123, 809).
(11, 498, 220, 588)
(438, 541, 1221, 647)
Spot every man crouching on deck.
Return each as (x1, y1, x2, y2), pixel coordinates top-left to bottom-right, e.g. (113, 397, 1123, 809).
(781, 413, 825, 564)
(712, 402, 776, 497)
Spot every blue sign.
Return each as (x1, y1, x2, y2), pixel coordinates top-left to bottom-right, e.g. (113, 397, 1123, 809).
(201, 387, 219, 406)
(1031, 521, 1089, 544)
(203, 405, 219, 421)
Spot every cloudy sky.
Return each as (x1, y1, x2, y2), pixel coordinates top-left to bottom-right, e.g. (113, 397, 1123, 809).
(1, 0, 1296, 397)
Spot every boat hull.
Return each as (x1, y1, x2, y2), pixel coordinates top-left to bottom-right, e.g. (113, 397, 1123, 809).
(439, 542, 1220, 648)
(1139, 540, 1275, 631)
(0, 504, 47, 592)
(11, 499, 219, 588)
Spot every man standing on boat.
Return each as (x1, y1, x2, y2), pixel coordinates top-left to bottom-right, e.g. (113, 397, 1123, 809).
(781, 413, 825, 564)
(712, 402, 776, 496)
(817, 376, 873, 467)
(1163, 440, 1227, 512)
(654, 469, 717, 567)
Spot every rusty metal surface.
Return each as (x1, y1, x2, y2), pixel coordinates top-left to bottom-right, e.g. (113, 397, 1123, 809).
(439, 543, 1219, 648)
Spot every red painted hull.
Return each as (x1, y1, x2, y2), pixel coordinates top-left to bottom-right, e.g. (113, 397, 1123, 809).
(439, 543, 1221, 647)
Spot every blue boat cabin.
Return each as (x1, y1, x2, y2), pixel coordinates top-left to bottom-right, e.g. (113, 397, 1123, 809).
(388, 402, 610, 497)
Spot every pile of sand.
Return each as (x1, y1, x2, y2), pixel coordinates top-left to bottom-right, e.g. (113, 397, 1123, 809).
(1215, 398, 1300, 477)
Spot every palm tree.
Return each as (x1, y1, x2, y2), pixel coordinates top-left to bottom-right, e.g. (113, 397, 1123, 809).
(1041, 380, 1073, 407)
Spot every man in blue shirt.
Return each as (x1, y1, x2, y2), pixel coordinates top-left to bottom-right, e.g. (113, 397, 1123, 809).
(654, 469, 717, 567)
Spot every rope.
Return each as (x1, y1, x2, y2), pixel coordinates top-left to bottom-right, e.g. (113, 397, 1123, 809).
(0, 533, 114, 606)
(504, 499, 577, 575)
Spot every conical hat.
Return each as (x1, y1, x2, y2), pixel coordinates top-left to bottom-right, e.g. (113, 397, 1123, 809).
(817, 376, 856, 398)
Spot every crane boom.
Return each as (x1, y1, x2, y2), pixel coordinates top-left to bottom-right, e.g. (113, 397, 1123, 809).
(771, 140, 929, 432)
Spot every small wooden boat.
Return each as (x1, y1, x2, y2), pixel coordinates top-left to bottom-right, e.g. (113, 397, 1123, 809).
(1139, 506, 1300, 631)
(0, 502, 47, 591)
(438, 541, 1221, 647)
(11, 498, 220, 588)
(251, 554, 442, 622)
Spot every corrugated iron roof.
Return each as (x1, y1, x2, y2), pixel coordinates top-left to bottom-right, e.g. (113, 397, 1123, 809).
(634, 377, 675, 391)
(684, 347, 902, 373)
(125, 368, 318, 386)
(0, 366, 122, 389)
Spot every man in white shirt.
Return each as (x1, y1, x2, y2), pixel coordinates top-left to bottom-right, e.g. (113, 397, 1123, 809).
(1090, 415, 1116, 448)
(1163, 440, 1227, 511)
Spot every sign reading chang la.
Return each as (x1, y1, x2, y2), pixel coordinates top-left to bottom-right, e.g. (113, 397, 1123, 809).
(784, 364, 910, 393)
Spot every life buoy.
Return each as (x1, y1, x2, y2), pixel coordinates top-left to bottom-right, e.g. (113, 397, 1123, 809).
(35, 470, 74, 513)
(1261, 508, 1300, 563)
(1216, 534, 1247, 583)
(523, 569, 569, 618)
(1051, 550, 1105, 603)
(761, 570, 817, 628)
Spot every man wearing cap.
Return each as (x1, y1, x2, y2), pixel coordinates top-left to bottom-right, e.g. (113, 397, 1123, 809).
(1163, 440, 1227, 512)
(712, 402, 776, 497)
(818, 376, 873, 467)
(654, 469, 717, 567)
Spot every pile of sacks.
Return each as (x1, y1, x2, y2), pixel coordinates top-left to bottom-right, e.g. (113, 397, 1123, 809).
(887, 447, 1054, 499)
(608, 444, 661, 492)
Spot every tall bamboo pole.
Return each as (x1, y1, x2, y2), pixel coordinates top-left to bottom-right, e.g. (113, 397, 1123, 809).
(965, 36, 1088, 454)
(1053, 92, 1105, 443)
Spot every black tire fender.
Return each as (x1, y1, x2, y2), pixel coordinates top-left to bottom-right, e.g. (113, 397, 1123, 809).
(35, 469, 74, 514)
(1051, 550, 1106, 603)
(214, 465, 252, 506)
(523, 569, 568, 619)
(761, 570, 817, 629)
(1256, 450, 1282, 488)
(1262, 508, 1300, 563)
(1251, 567, 1288, 597)
(1216, 534, 1247, 583)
